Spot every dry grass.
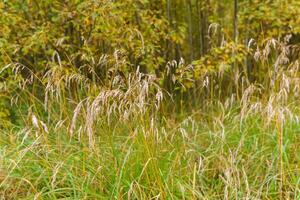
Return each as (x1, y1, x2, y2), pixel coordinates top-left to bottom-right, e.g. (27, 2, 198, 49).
(0, 35, 300, 199)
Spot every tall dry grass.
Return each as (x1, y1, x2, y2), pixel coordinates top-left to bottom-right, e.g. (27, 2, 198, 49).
(0, 33, 299, 199)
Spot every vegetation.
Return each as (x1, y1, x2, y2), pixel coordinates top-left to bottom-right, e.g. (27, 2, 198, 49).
(0, 0, 299, 199)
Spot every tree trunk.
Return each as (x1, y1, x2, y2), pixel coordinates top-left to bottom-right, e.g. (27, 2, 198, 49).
(233, 0, 238, 43)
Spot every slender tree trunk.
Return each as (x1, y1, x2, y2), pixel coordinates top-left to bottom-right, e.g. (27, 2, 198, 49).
(233, 0, 240, 100)
(167, 0, 171, 21)
(174, 2, 182, 61)
(203, 0, 211, 54)
(187, 0, 194, 62)
(244, 0, 252, 83)
(233, 0, 238, 43)
(217, 1, 223, 47)
(197, 0, 204, 57)
(166, 0, 172, 61)
(200, 2, 207, 55)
